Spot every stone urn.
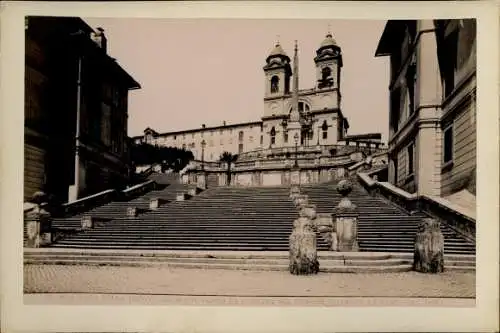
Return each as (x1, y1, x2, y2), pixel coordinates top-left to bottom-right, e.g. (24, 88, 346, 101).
(413, 218, 445, 273)
(289, 216, 320, 275)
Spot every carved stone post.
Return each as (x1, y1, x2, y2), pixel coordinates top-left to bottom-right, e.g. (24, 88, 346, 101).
(24, 192, 52, 248)
(81, 215, 94, 230)
(315, 213, 336, 251)
(127, 206, 138, 217)
(149, 198, 160, 211)
(197, 172, 207, 189)
(289, 185, 300, 200)
(332, 180, 359, 252)
(293, 194, 308, 208)
(289, 213, 320, 275)
(413, 218, 445, 273)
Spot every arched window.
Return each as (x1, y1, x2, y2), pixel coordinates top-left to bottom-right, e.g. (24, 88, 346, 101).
(319, 66, 334, 88)
(270, 76, 279, 93)
(322, 120, 328, 139)
(289, 101, 311, 114)
(238, 131, 244, 141)
(270, 126, 276, 145)
(322, 67, 331, 80)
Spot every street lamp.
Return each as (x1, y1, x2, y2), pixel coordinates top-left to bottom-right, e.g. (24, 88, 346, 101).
(201, 139, 206, 171)
(293, 133, 299, 168)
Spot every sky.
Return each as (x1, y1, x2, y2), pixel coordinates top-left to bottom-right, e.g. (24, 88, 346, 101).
(83, 18, 390, 142)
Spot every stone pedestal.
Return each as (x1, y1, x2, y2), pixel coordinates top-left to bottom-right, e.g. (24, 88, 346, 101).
(315, 213, 336, 251)
(293, 194, 308, 208)
(197, 173, 207, 189)
(149, 198, 164, 211)
(289, 217, 319, 275)
(289, 185, 300, 200)
(176, 193, 186, 201)
(25, 204, 52, 248)
(127, 207, 138, 217)
(81, 215, 94, 230)
(413, 218, 445, 273)
(188, 188, 197, 197)
(290, 168, 300, 186)
(332, 180, 359, 252)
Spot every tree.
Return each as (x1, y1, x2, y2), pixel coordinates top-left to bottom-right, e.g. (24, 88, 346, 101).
(219, 151, 238, 185)
(130, 143, 194, 173)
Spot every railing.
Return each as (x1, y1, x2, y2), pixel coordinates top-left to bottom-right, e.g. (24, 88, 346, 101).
(357, 171, 475, 241)
(61, 189, 118, 217)
(120, 180, 158, 200)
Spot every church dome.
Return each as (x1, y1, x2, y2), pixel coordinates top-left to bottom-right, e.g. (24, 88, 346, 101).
(266, 42, 290, 64)
(269, 42, 287, 57)
(320, 33, 337, 49)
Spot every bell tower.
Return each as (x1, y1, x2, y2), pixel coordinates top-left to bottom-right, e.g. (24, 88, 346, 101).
(314, 32, 343, 93)
(263, 40, 291, 98)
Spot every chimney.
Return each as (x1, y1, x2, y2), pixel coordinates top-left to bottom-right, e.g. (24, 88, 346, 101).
(202, 124, 206, 129)
(91, 27, 107, 53)
(223, 121, 226, 126)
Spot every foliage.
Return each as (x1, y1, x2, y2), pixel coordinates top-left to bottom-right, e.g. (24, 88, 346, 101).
(219, 151, 238, 185)
(130, 143, 194, 172)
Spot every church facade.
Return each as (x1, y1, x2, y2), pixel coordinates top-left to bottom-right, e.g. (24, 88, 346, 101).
(133, 33, 367, 162)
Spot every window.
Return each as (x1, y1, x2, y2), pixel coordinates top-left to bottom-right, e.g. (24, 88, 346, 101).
(211, 131, 214, 136)
(238, 143, 244, 154)
(270, 127, 276, 145)
(284, 132, 288, 143)
(220, 139, 223, 145)
(192, 133, 195, 138)
(238, 131, 244, 141)
(270, 76, 279, 93)
(219, 129, 223, 135)
(182, 143, 186, 150)
(318, 67, 333, 88)
(260, 135, 263, 144)
(407, 143, 414, 175)
(443, 125, 454, 164)
(322, 120, 328, 139)
(289, 102, 311, 114)
(249, 135, 254, 142)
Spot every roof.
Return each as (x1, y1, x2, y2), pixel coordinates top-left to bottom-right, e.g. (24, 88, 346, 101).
(320, 33, 337, 48)
(27, 16, 141, 90)
(375, 20, 408, 57)
(133, 120, 264, 139)
(345, 133, 382, 141)
(266, 42, 290, 64)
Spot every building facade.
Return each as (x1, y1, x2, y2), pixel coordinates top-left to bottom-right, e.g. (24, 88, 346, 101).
(134, 33, 360, 162)
(25, 16, 140, 203)
(375, 19, 476, 197)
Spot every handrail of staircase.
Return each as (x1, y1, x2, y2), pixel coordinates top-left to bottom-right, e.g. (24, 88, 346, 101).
(61, 189, 118, 217)
(120, 179, 158, 200)
(357, 171, 475, 241)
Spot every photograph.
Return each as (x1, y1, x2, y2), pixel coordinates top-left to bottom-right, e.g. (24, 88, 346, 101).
(1, 1, 498, 332)
(22, 14, 477, 303)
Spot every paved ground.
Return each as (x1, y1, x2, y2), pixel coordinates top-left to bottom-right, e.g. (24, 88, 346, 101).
(24, 264, 475, 305)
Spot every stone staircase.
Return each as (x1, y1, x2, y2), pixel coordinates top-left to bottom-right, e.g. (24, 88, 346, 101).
(49, 186, 326, 250)
(23, 249, 475, 273)
(300, 181, 476, 255)
(42, 177, 475, 256)
(51, 173, 192, 230)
